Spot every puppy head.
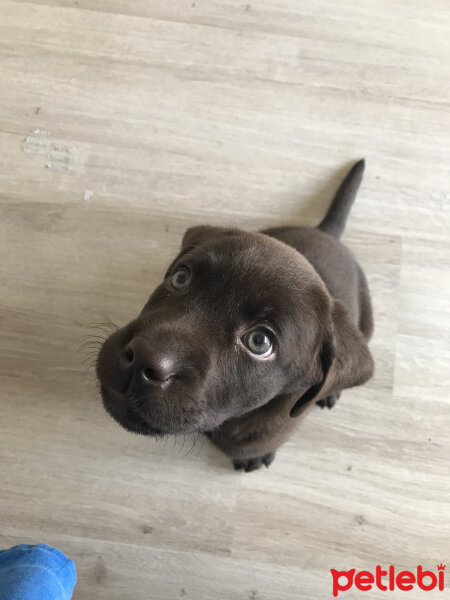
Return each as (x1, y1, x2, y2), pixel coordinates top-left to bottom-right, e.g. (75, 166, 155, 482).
(96, 226, 373, 435)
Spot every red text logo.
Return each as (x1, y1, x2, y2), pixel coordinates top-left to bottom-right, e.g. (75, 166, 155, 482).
(331, 564, 445, 597)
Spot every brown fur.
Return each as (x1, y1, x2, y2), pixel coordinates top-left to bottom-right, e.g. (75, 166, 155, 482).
(96, 160, 374, 471)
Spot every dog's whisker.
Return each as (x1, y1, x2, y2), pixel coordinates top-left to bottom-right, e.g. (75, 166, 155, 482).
(78, 336, 102, 344)
(81, 355, 98, 366)
(181, 434, 195, 459)
(98, 315, 120, 330)
(194, 434, 205, 462)
(78, 336, 104, 344)
(77, 346, 101, 355)
(81, 323, 118, 333)
(77, 340, 106, 354)
(80, 331, 110, 339)
(183, 432, 201, 459)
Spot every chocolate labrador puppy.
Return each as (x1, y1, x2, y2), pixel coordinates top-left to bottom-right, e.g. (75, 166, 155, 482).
(96, 160, 374, 471)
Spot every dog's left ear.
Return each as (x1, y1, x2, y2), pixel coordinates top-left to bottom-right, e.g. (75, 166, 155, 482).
(290, 300, 374, 417)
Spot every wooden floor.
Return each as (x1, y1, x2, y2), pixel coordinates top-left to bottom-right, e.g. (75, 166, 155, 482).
(1, 1, 449, 598)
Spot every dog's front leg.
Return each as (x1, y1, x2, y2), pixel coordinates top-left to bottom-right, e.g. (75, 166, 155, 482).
(207, 394, 300, 471)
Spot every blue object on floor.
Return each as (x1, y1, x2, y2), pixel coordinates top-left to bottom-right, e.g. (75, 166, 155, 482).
(0, 544, 76, 600)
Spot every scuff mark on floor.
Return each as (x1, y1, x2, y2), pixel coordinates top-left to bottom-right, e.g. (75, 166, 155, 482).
(24, 129, 75, 172)
(93, 555, 108, 585)
(24, 129, 52, 155)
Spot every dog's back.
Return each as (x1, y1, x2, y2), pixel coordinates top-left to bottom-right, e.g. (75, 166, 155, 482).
(263, 160, 373, 340)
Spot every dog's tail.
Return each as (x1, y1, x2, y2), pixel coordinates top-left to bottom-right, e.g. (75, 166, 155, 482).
(317, 159, 365, 239)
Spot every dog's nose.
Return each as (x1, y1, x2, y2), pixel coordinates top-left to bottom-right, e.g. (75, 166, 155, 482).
(123, 336, 175, 386)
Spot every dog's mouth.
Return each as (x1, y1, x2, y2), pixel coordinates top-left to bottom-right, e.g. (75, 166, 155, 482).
(100, 385, 165, 436)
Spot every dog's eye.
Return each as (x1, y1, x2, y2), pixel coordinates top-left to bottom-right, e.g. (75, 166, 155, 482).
(170, 268, 191, 290)
(243, 328, 274, 358)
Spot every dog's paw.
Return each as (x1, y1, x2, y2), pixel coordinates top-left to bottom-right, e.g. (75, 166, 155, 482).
(316, 392, 340, 409)
(233, 452, 275, 472)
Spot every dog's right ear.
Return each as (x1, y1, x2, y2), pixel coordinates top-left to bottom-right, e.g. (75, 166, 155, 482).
(181, 225, 236, 250)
